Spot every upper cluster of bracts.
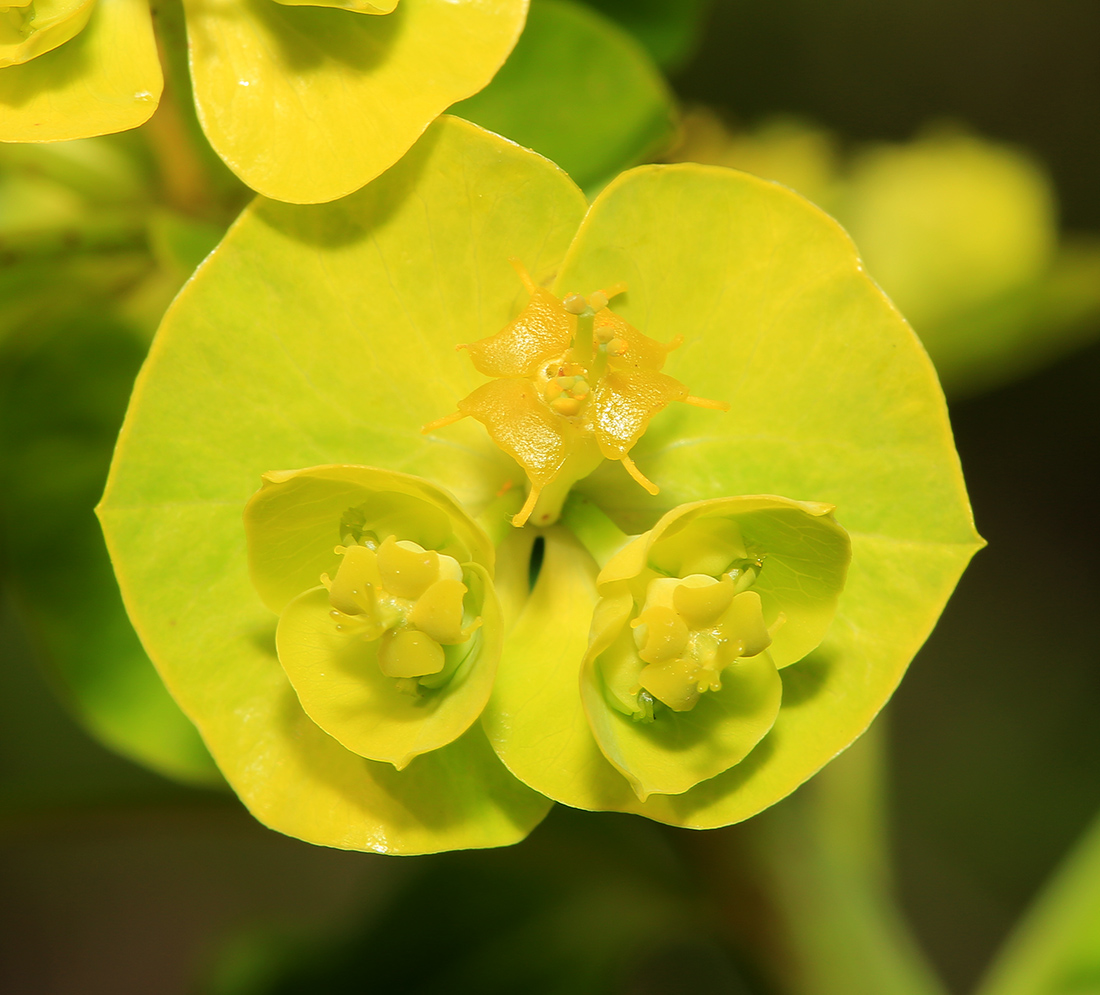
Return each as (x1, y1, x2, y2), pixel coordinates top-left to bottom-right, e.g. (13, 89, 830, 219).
(245, 269, 851, 806)
(424, 260, 727, 528)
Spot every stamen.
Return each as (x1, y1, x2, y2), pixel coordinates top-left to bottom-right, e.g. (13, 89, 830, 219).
(508, 256, 538, 294)
(620, 454, 659, 495)
(422, 410, 466, 433)
(512, 485, 541, 527)
(684, 395, 730, 411)
(562, 293, 588, 315)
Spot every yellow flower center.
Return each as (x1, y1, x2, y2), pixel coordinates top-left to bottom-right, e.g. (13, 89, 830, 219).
(630, 571, 772, 713)
(422, 258, 728, 528)
(321, 535, 480, 695)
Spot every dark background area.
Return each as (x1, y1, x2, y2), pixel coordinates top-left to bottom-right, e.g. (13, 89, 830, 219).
(3, 1, 1099, 992)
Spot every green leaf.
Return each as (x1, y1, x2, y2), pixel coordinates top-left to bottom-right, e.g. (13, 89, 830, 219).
(99, 117, 585, 852)
(182, 0, 529, 203)
(0, 0, 162, 142)
(453, 0, 675, 193)
(671, 115, 1100, 398)
(581, 0, 711, 68)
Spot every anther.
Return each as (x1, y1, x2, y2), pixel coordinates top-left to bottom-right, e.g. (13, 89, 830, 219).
(562, 293, 588, 315)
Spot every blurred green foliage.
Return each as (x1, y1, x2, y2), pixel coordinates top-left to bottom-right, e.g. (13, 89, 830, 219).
(0, 135, 223, 786)
(456, 0, 676, 193)
(582, 0, 712, 68)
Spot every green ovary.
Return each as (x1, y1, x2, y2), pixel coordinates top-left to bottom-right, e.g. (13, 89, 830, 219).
(322, 534, 480, 694)
(630, 572, 773, 714)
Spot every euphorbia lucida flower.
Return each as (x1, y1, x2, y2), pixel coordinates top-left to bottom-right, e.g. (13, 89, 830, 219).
(245, 465, 504, 770)
(0, 0, 528, 203)
(99, 117, 981, 850)
(579, 496, 850, 800)
(424, 260, 727, 527)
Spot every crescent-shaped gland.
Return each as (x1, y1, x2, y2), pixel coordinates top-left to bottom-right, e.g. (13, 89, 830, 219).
(324, 543, 383, 616)
(378, 629, 446, 679)
(457, 378, 573, 487)
(460, 288, 576, 378)
(632, 575, 774, 713)
(408, 578, 474, 645)
(376, 535, 440, 600)
(591, 370, 691, 459)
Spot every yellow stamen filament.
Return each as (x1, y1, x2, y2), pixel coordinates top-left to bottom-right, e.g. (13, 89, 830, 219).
(512, 485, 541, 527)
(620, 454, 659, 495)
(509, 256, 538, 294)
(421, 410, 466, 434)
(684, 395, 730, 411)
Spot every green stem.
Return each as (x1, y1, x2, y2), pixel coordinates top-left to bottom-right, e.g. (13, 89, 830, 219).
(143, 0, 247, 222)
(975, 806, 1100, 995)
(674, 721, 949, 995)
(559, 492, 633, 568)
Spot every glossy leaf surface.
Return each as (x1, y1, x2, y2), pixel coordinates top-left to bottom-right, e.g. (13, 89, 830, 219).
(99, 117, 584, 852)
(0, 0, 161, 142)
(454, 0, 675, 193)
(183, 0, 529, 203)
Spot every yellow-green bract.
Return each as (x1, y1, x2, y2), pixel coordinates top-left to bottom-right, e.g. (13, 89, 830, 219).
(245, 464, 504, 772)
(577, 496, 851, 802)
(0, 0, 527, 204)
(98, 117, 982, 853)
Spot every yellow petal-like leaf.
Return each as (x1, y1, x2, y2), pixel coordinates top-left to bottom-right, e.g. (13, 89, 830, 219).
(0, 0, 95, 69)
(183, 0, 529, 202)
(0, 0, 161, 142)
(273, 0, 397, 12)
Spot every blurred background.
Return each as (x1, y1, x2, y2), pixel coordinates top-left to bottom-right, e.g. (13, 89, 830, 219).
(3, 1, 1100, 992)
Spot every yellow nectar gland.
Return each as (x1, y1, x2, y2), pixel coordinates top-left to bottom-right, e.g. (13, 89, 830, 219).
(422, 259, 728, 528)
(629, 567, 775, 715)
(320, 535, 480, 695)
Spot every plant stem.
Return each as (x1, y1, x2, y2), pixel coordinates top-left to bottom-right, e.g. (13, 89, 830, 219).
(560, 491, 633, 568)
(975, 806, 1100, 995)
(672, 721, 949, 995)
